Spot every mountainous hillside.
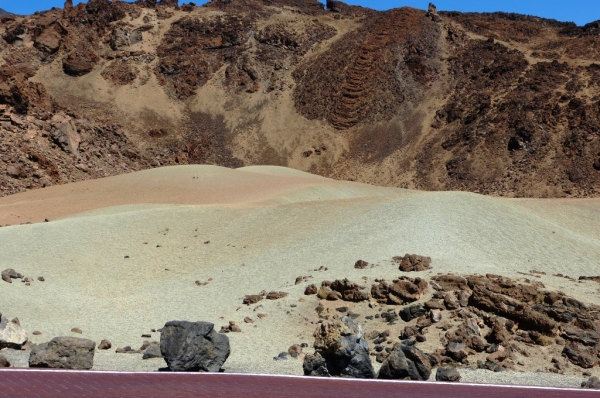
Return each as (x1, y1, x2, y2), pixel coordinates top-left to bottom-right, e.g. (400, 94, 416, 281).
(0, 0, 599, 198)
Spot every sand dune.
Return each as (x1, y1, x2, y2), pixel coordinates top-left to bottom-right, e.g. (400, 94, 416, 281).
(0, 165, 391, 225)
(0, 165, 599, 380)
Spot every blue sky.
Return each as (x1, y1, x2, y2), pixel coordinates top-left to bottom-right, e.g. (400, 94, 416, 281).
(1, 1, 598, 26)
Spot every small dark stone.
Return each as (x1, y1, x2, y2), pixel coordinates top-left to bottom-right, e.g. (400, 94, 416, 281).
(436, 366, 461, 382)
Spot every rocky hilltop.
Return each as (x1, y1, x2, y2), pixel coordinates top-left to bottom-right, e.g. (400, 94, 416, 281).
(1, 0, 600, 198)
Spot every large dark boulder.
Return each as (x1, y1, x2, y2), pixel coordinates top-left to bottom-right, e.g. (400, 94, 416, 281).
(378, 344, 435, 380)
(29, 337, 95, 370)
(304, 315, 374, 378)
(160, 321, 230, 372)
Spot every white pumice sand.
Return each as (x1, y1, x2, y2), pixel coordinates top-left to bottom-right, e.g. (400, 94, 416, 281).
(0, 165, 599, 385)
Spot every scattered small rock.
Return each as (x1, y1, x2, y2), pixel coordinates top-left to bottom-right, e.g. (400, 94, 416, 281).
(354, 260, 369, 269)
(0, 354, 11, 367)
(436, 366, 461, 382)
(430, 309, 442, 323)
(243, 317, 253, 324)
(98, 339, 112, 350)
(38, 277, 45, 282)
(1, 268, 23, 284)
(266, 291, 288, 300)
(220, 321, 241, 333)
(243, 295, 263, 305)
(71, 328, 83, 334)
(142, 341, 162, 359)
(288, 344, 303, 358)
(304, 284, 318, 295)
(33, 331, 42, 336)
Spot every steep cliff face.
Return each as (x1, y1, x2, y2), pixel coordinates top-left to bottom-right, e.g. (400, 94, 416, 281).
(0, 0, 599, 198)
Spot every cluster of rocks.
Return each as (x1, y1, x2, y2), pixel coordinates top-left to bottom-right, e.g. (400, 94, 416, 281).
(243, 290, 288, 305)
(1, 269, 44, 285)
(305, 275, 430, 308)
(114, 340, 161, 359)
(426, 3, 443, 23)
(219, 321, 241, 334)
(301, 271, 600, 387)
(303, 315, 454, 381)
(315, 279, 370, 302)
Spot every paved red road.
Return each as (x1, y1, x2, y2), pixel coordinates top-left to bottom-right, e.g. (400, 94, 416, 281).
(0, 370, 596, 397)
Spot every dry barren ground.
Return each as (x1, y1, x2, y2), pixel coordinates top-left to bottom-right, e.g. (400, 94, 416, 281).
(0, 165, 599, 386)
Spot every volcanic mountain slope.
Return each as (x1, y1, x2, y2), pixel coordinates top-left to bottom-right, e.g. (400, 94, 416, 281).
(0, 0, 599, 199)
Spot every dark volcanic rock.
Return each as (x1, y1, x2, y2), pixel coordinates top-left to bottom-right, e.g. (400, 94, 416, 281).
(29, 337, 95, 370)
(305, 315, 374, 378)
(399, 304, 427, 322)
(160, 320, 230, 372)
(0, 354, 11, 367)
(562, 342, 599, 368)
(303, 352, 330, 376)
(142, 341, 162, 359)
(582, 376, 600, 389)
(436, 366, 461, 382)
(378, 344, 435, 380)
(354, 260, 369, 269)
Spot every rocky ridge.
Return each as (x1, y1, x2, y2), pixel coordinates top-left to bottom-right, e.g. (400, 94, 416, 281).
(0, 0, 599, 199)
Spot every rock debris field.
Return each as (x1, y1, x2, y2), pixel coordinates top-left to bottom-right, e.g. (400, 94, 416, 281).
(1, 165, 600, 388)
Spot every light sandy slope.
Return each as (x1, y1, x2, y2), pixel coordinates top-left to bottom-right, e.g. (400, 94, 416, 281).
(0, 165, 599, 380)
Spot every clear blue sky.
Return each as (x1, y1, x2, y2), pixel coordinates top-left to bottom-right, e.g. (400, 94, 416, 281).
(1, 0, 598, 26)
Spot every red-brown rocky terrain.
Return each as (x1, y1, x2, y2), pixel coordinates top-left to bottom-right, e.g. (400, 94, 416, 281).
(1, 0, 600, 198)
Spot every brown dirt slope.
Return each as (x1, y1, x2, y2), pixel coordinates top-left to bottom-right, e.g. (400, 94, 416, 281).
(0, 1, 599, 198)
